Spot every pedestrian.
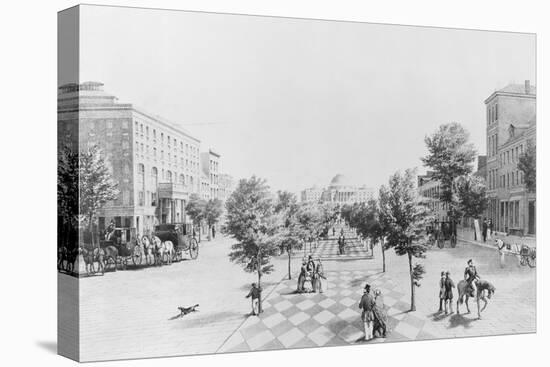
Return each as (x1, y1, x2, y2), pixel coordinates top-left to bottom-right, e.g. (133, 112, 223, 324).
(495, 238, 506, 268)
(332, 227, 336, 237)
(297, 260, 307, 292)
(212, 225, 216, 239)
(482, 219, 488, 242)
(313, 259, 325, 293)
(373, 289, 388, 338)
(443, 271, 455, 315)
(245, 283, 262, 316)
(359, 283, 375, 341)
(489, 219, 494, 236)
(438, 271, 446, 312)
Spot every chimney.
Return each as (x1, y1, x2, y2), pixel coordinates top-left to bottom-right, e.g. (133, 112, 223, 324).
(525, 80, 531, 94)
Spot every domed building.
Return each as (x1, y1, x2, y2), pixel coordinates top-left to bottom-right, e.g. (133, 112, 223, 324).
(301, 174, 374, 204)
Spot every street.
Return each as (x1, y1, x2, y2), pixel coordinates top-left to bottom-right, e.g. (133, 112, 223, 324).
(72, 233, 535, 361)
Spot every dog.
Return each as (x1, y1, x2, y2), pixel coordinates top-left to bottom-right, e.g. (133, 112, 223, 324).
(178, 304, 199, 317)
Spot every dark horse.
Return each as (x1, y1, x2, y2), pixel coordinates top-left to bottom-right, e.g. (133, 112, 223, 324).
(80, 246, 107, 275)
(456, 279, 495, 319)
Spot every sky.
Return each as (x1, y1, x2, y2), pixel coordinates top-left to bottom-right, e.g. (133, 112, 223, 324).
(76, 5, 536, 195)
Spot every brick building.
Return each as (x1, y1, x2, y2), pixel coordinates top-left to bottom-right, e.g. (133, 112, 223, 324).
(58, 81, 207, 237)
(484, 80, 536, 235)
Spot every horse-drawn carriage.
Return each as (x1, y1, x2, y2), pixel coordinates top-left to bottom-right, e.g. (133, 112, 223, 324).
(427, 221, 457, 249)
(147, 223, 199, 263)
(99, 227, 145, 271)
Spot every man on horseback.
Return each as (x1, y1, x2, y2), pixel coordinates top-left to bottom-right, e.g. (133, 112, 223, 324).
(464, 259, 480, 298)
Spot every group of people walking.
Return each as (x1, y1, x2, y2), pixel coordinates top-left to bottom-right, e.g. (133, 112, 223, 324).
(359, 283, 388, 340)
(297, 255, 325, 293)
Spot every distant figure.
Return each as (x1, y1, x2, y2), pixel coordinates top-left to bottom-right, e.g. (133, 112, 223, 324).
(438, 271, 446, 312)
(489, 219, 494, 236)
(482, 220, 488, 242)
(297, 260, 307, 292)
(338, 235, 346, 255)
(313, 259, 325, 293)
(495, 238, 506, 268)
(212, 226, 216, 239)
(359, 284, 375, 341)
(105, 220, 115, 240)
(332, 227, 336, 237)
(443, 271, 455, 315)
(245, 283, 262, 315)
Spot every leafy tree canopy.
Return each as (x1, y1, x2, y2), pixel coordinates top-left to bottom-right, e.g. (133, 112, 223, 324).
(518, 140, 536, 193)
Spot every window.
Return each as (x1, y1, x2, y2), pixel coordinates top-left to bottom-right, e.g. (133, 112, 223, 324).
(511, 172, 515, 187)
(166, 170, 173, 183)
(179, 174, 185, 185)
(151, 167, 158, 188)
(153, 129, 156, 139)
(495, 104, 498, 121)
(107, 121, 113, 129)
(153, 147, 157, 158)
(140, 124, 144, 134)
(138, 191, 144, 206)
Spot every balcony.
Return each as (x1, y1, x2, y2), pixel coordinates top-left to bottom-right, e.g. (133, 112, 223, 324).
(158, 182, 189, 200)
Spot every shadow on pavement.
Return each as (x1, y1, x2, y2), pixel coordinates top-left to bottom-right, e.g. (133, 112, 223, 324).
(448, 313, 476, 329)
(36, 340, 57, 354)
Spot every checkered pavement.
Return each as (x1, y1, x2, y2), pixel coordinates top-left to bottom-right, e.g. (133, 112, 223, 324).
(311, 238, 372, 260)
(218, 269, 433, 353)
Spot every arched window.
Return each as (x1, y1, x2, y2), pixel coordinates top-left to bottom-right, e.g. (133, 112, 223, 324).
(179, 174, 185, 185)
(166, 170, 173, 183)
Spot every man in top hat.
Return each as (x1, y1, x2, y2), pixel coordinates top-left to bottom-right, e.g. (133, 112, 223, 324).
(359, 283, 376, 340)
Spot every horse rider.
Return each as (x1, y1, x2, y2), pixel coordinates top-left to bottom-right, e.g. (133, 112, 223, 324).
(464, 259, 480, 297)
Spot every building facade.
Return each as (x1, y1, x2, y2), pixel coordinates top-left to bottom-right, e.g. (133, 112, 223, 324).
(301, 175, 374, 204)
(417, 172, 449, 222)
(58, 82, 210, 237)
(200, 150, 221, 200)
(485, 81, 536, 235)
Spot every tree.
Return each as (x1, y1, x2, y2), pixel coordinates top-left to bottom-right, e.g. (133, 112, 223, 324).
(455, 175, 489, 220)
(518, 140, 536, 193)
(58, 144, 79, 250)
(204, 199, 224, 240)
(422, 122, 477, 221)
(79, 145, 119, 247)
(185, 194, 207, 241)
(354, 199, 389, 272)
(379, 169, 432, 311)
(275, 191, 304, 279)
(296, 203, 323, 256)
(223, 176, 281, 313)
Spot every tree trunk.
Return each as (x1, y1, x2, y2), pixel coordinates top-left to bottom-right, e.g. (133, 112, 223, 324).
(408, 252, 415, 311)
(88, 213, 94, 248)
(257, 269, 263, 313)
(381, 238, 386, 273)
(288, 247, 292, 280)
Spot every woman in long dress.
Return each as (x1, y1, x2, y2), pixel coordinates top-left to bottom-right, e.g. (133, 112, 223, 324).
(373, 289, 389, 337)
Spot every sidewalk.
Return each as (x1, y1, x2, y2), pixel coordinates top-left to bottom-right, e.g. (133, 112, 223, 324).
(457, 227, 536, 249)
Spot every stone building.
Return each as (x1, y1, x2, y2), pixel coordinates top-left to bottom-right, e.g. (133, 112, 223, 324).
(417, 172, 449, 222)
(301, 175, 374, 204)
(200, 150, 221, 200)
(484, 80, 536, 235)
(58, 81, 206, 237)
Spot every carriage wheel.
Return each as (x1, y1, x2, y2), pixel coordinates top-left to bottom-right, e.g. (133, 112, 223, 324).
(132, 251, 143, 266)
(527, 253, 536, 268)
(450, 235, 457, 248)
(189, 238, 199, 259)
